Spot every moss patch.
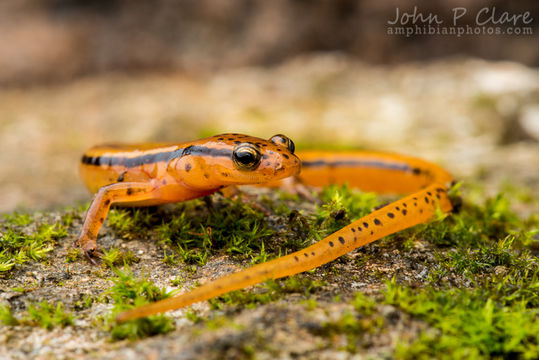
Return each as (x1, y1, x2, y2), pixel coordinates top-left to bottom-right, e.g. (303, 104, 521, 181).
(1, 300, 74, 330)
(0, 182, 537, 358)
(100, 266, 175, 340)
(0, 212, 68, 273)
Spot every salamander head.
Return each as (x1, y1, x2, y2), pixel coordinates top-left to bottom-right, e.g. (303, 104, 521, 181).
(171, 133, 301, 190)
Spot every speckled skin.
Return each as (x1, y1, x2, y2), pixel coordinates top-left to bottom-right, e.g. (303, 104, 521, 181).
(77, 133, 454, 322)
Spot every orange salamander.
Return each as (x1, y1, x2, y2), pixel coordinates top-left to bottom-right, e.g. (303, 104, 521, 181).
(76, 133, 454, 322)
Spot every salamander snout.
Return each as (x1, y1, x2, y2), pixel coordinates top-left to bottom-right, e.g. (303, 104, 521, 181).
(259, 134, 300, 177)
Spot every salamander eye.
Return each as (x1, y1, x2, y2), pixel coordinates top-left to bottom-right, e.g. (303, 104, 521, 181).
(269, 134, 295, 154)
(232, 143, 261, 170)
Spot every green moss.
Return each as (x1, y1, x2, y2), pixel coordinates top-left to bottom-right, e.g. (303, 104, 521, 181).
(384, 278, 539, 360)
(313, 184, 381, 236)
(5, 177, 532, 355)
(108, 208, 158, 240)
(65, 247, 82, 263)
(188, 309, 242, 332)
(303, 298, 318, 310)
(101, 266, 174, 340)
(104, 186, 379, 269)
(3, 212, 32, 226)
(375, 188, 538, 358)
(0, 213, 68, 273)
(404, 192, 529, 249)
(97, 185, 382, 271)
(208, 275, 325, 310)
(313, 264, 538, 357)
(185, 309, 203, 324)
(499, 180, 537, 204)
(309, 292, 384, 352)
(60, 202, 89, 228)
(249, 241, 271, 264)
(385, 190, 539, 290)
(155, 197, 275, 265)
(74, 294, 95, 310)
(161, 250, 180, 266)
(281, 210, 314, 252)
(272, 184, 382, 258)
(204, 315, 232, 330)
(1, 300, 75, 329)
(170, 276, 185, 287)
(300, 183, 537, 356)
(321, 311, 385, 352)
(101, 247, 139, 268)
(26, 301, 75, 330)
(439, 235, 532, 275)
(351, 292, 376, 315)
(106, 196, 278, 266)
(0, 303, 19, 326)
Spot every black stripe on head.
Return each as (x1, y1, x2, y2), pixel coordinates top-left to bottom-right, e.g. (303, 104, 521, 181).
(182, 145, 232, 158)
(82, 145, 233, 168)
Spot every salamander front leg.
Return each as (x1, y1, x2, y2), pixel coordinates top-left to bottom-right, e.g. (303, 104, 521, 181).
(76, 182, 157, 262)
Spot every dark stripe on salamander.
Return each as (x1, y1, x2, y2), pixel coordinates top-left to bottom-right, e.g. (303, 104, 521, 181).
(81, 145, 233, 168)
(301, 159, 413, 172)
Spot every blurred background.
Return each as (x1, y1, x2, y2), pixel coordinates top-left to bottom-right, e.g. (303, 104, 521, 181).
(0, 0, 538, 212)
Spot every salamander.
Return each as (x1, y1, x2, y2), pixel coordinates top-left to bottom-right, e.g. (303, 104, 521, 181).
(76, 133, 454, 322)
(77, 134, 301, 258)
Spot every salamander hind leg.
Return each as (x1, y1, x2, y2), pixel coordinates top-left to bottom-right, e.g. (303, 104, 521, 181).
(75, 182, 158, 262)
